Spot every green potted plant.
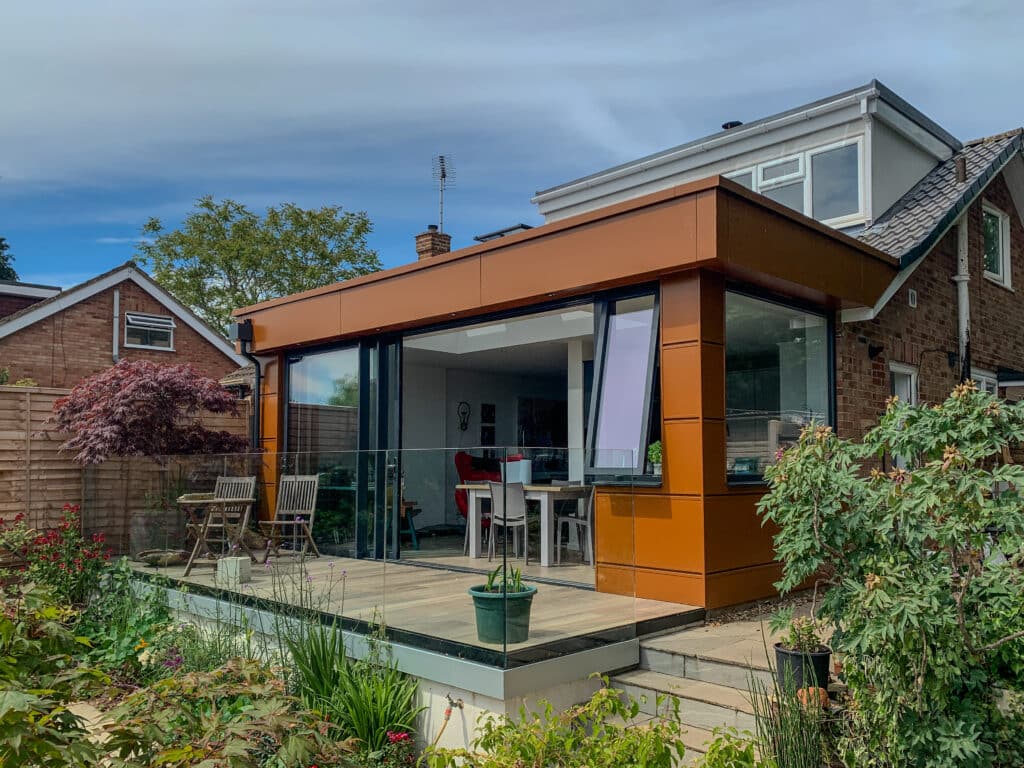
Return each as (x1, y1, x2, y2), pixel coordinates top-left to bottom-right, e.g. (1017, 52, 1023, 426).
(468, 565, 537, 644)
(771, 612, 831, 692)
(647, 441, 662, 475)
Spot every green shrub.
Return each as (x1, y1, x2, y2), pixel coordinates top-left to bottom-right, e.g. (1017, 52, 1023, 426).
(104, 657, 356, 767)
(696, 727, 760, 768)
(0, 582, 107, 766)
(427, 681, 686, 768)
(758, 383, 1024, 768)
(288, 623, 423, 753)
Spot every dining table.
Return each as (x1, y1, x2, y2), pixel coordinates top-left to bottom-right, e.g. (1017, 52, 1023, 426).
(455, 483, 591, 567)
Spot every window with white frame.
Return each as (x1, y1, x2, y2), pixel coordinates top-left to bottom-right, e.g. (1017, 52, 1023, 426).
(725, 138, 863, 227)
(982, 202, 1012, 287)
(889, 362, 919, 405)
(124, 312, 175, 350)
(973, 368, 998, 395)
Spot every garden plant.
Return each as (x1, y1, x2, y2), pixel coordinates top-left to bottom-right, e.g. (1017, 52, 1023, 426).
(759, 383, 1024, 767)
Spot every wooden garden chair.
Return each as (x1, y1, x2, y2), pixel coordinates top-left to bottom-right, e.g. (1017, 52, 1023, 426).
(260, 475, 321, 563)
(182, 475, 257, 576)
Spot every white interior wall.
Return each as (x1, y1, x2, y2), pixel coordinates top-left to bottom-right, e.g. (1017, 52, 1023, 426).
(401, 363, 448, 531)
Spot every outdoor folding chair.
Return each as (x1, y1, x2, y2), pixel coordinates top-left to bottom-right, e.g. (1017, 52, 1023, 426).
(260, 475, 321, 563)
(183, 475, 257, 576)
(487, 481, 529, 564)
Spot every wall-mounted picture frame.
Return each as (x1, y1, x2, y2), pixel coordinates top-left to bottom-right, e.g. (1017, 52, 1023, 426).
(481, 403, 496, 424)
(480, 425, 496, 446)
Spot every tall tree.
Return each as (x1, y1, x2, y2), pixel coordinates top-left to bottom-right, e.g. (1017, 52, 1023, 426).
(0, 237, 17, 280)
(137, 196, 381, 333)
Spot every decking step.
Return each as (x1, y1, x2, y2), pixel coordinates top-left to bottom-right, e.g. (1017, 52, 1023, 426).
(613, 670, 757, 733)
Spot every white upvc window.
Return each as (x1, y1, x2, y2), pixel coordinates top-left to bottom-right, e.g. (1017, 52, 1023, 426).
(973, 367, 999, 395)
(125, 312, 175, 350)
(725, 138, 865, 228)
(889, 361, 919, 405)
(982, 201, 1012, 288)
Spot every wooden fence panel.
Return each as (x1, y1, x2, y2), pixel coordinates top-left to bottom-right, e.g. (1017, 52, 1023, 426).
(0, 385, 249, 553)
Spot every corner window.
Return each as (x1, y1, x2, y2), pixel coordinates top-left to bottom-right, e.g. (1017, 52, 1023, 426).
(727, 169, 754, 190)
(983, 202, 1012, 287)
(124, 312, 174, 350)
(589, 293, 659, 473)
(725, 292, 829, 483)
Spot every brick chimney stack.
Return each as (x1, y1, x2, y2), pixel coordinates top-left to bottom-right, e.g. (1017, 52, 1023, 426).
(415, 225, 451, 260)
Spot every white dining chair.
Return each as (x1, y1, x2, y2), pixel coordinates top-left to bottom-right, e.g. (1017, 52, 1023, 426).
(555, 485, 595, 565)
(487, 481, 529, 564)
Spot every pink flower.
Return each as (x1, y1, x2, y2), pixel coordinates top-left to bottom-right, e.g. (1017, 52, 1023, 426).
(387, 731, 411, 743)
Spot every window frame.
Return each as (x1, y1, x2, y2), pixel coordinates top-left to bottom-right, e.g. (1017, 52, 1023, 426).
(123, 311, 175, 351)
(724, 286, 835, 486)
(726, 138, 865, 228)
(889, 361, 919, 405)
(725, 167, 755, 190)
(973, 367, 999, 395)
(982, 201, 1012, 288)
(586, 288, 661, 477)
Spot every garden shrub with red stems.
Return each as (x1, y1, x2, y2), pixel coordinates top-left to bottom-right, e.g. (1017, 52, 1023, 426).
(50, 359, 248, 465)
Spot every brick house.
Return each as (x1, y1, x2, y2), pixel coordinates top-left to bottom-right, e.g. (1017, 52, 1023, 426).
(0, 261, 245, 387)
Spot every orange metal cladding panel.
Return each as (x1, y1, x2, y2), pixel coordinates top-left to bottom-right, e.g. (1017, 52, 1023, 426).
(703, 492, 777, 574)
(661, 344, 702, 420)
(338, 257, 483, 335)
(660, 273, 701, 345)
(718, 193, 895, 307)
(260, 356, 280, 397)
(479, 197, 698, 306)
(704, 563, 783, 609)
(260, 394, 279, 443)
(661, 342, 724, 421)
(594, 491, 636, 567)
(662, 420, 704, 495)
(596, 564, 636, 598)
(635, 568, 706, 607)
(700, 419, 730, 496)
(632, 494, 705, 573)
(250, 293, 342, 351)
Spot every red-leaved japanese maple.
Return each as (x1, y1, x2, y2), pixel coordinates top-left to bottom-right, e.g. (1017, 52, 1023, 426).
(51, 360, 250, 464)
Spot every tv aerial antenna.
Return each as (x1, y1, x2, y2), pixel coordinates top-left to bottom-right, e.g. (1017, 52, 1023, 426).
(432, 154, 455, 233)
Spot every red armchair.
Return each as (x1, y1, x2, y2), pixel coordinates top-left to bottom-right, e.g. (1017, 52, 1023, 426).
(454, 451, 500, 525)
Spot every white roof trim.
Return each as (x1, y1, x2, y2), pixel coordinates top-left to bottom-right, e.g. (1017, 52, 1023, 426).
(0, 283, 61, 299)
(0, 265, 246, 365)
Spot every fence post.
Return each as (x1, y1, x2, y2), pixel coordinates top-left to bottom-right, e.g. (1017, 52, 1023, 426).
(24, 390, 32, 525)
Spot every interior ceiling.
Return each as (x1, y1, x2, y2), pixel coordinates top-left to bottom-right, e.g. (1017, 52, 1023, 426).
(404, 341, 569, 377)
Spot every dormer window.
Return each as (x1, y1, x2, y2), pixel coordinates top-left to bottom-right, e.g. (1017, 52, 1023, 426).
(125, 312, 175, 350)
(727, 138, 864, 227)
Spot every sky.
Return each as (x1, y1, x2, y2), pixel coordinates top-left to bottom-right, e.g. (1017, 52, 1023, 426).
(3, 0, 1024, 288)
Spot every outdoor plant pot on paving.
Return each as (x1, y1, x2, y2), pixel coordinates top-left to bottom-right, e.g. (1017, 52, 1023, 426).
(469, 584, 537, 644)
(774, 643, 831, 691)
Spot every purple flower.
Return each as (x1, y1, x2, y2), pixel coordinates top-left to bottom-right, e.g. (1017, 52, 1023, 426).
(306, 574, 313, 583)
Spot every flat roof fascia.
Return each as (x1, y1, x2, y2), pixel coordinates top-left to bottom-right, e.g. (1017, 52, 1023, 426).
(238, 180, 896, 353)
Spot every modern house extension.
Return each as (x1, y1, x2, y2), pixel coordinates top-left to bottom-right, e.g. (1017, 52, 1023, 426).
(231, 79, 1024, 614)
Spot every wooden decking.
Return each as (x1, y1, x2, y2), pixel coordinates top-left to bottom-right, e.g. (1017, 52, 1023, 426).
(132, 554, 702, 663)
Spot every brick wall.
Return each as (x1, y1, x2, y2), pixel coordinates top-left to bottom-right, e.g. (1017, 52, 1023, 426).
(837, 172, 1024, 439)
(0, 279, 239, 388)
(0, 294, 46, 320)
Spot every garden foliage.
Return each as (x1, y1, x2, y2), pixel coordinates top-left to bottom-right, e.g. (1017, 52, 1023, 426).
(758, 383, 1024, 767)
(427, 681, 687, 768)
(50, 359, 248, 464)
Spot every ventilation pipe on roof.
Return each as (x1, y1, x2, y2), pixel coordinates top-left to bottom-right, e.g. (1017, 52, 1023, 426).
(954, 216, 971, 381)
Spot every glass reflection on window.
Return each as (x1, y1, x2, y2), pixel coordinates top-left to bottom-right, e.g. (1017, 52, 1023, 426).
(725, 292, 829, 481)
